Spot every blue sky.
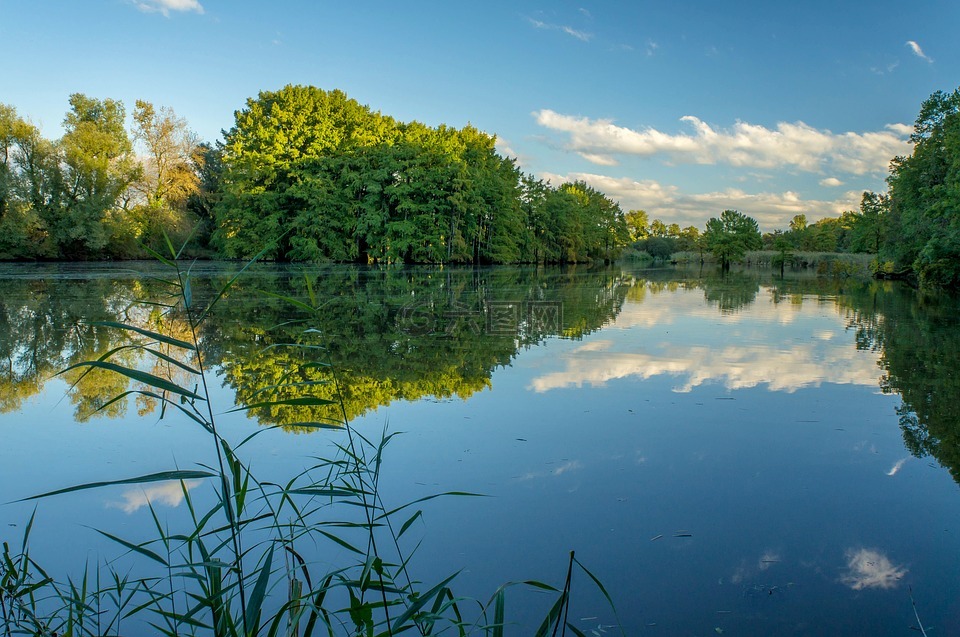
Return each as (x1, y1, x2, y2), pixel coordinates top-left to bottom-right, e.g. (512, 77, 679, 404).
(2, 0, 958, 230)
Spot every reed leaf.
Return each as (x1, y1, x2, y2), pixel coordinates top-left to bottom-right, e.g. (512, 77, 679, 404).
(196, 243, 275, 324)
(573, 556, 625, 636)
(57, 361, 204, 402)
(225, 396, 337, 414)
(94, 530, 169, 567)
(86, 320, 197, 352)
(17, 470, 215, 502)
(389, 571, 460, 633)
(244, 544, 274, 636)
(533, 590, 567, 637)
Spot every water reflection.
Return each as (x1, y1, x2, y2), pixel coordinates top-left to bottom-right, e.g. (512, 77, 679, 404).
(2, 264, 960, 488)
(841, 548, 907, 590)
(106, 479, 204, 514)
(528, 338, 881, 393)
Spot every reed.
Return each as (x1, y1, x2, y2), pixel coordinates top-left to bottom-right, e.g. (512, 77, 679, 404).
(1, 236, 621, 636)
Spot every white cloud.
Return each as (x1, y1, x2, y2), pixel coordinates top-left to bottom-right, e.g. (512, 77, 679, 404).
(841, 548, 907, 590)
(528, 292, 883, 394)
(107, 480, 203, 514)
(906, 40, 933, 63)
(534, 110, 912, 176)
(132, 0, 204, 16)
(562, 26, 592, 41)
(518, 460, 583, 481)
(886, 123, 914, 136)
(539, 170, 863, 230)
(886, 457, 910, 476)
(527, 18, 592, 42)
(529, 338, 881, 394)
(820, 177, 844, 187)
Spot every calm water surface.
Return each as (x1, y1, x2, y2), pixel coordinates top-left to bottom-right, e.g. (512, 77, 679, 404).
(2, 262, 959, 635)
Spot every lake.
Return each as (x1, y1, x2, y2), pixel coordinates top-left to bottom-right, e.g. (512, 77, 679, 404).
(2, 262, 959, 635)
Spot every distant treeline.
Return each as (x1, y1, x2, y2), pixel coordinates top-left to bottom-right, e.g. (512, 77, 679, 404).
(628, 86, 960, 289)
(0, 86, 628, 264)
(4, 84, 959, 285)
(626, 193, 884, 261)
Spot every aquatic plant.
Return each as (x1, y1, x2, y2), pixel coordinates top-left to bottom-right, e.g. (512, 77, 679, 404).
(1, 236, 620, 636)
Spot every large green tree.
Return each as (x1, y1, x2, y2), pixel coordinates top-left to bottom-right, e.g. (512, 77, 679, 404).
(883, 87, 960, 287)
(702, 209, 762, 269)
(56, 94, 140, 258)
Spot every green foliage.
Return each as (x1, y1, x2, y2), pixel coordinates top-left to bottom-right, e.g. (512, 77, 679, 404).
(882, 87, 960, 287)
(2, 89, 628, 265)
(636, 236, 677, 260)
(701, 210, 762, 269)
(56, 94, 141, 258)
(0, 264, 631, 426)
(215, 85, 626, 265)
(0, 251, 623, 636)
(625, 209, 649, 241)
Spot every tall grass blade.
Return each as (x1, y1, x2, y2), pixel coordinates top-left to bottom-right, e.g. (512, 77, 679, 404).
(492, 588, 505, 637)
(533, 591, 567, 637)
(197, 243, 275, 323)
(572, 556, 625, 636)
(57, 361, 204, 402)
(565, 623, 588, 637)
(389, 571, 460, 633)
(17, 470, 214, 502)
(245, 544, 274, 636)
(86, 321, 197, 352)
(94, 530, 169, 567)
(225, 396, 337, 413)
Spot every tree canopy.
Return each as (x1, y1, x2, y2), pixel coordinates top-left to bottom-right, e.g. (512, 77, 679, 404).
(215, 85, 628, 264)
(0, 87, 630, 265)
(881, 87, 960, 287)
(701, 209, 762, 269)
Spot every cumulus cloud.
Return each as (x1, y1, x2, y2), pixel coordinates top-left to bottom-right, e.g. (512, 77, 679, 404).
(540, 170, 862, 231)
(906, 40, 933, 63)
(529, 338, 881, 394)
(534, 110, 912, 176)
(132, 0, 204, 16)
(107, 480, 203, 514)
(528, 292, 883, 394)
(841, 548, 907, 590)
(528, 18, 592, 42)
(820, 177, 844, 187)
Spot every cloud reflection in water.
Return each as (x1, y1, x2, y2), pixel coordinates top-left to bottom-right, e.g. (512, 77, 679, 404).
(841, 548, 907, 590)
(107, 480, 204, 514)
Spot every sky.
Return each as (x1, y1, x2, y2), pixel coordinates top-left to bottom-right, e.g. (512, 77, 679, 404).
(2, 0, 959, 231)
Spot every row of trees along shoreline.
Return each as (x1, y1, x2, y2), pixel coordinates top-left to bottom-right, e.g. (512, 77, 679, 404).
(1, 85, 958, 286)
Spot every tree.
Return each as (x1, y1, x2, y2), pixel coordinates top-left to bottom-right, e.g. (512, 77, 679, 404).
(649, 218, 668, 238)
(639, 236, 676, 260)
(131, 100, 202, 248)
(883, 87, 960, 286)
(702, 209, 762, 269)
(217, 85, 398, 260)
(771, 230, 794, 277)
(56, 94, 140, 258)
(676, 225, 700, 252)
(625, 209, 649, 242)
(0, 105, 51, 258)
(132, 100, 200, 208)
